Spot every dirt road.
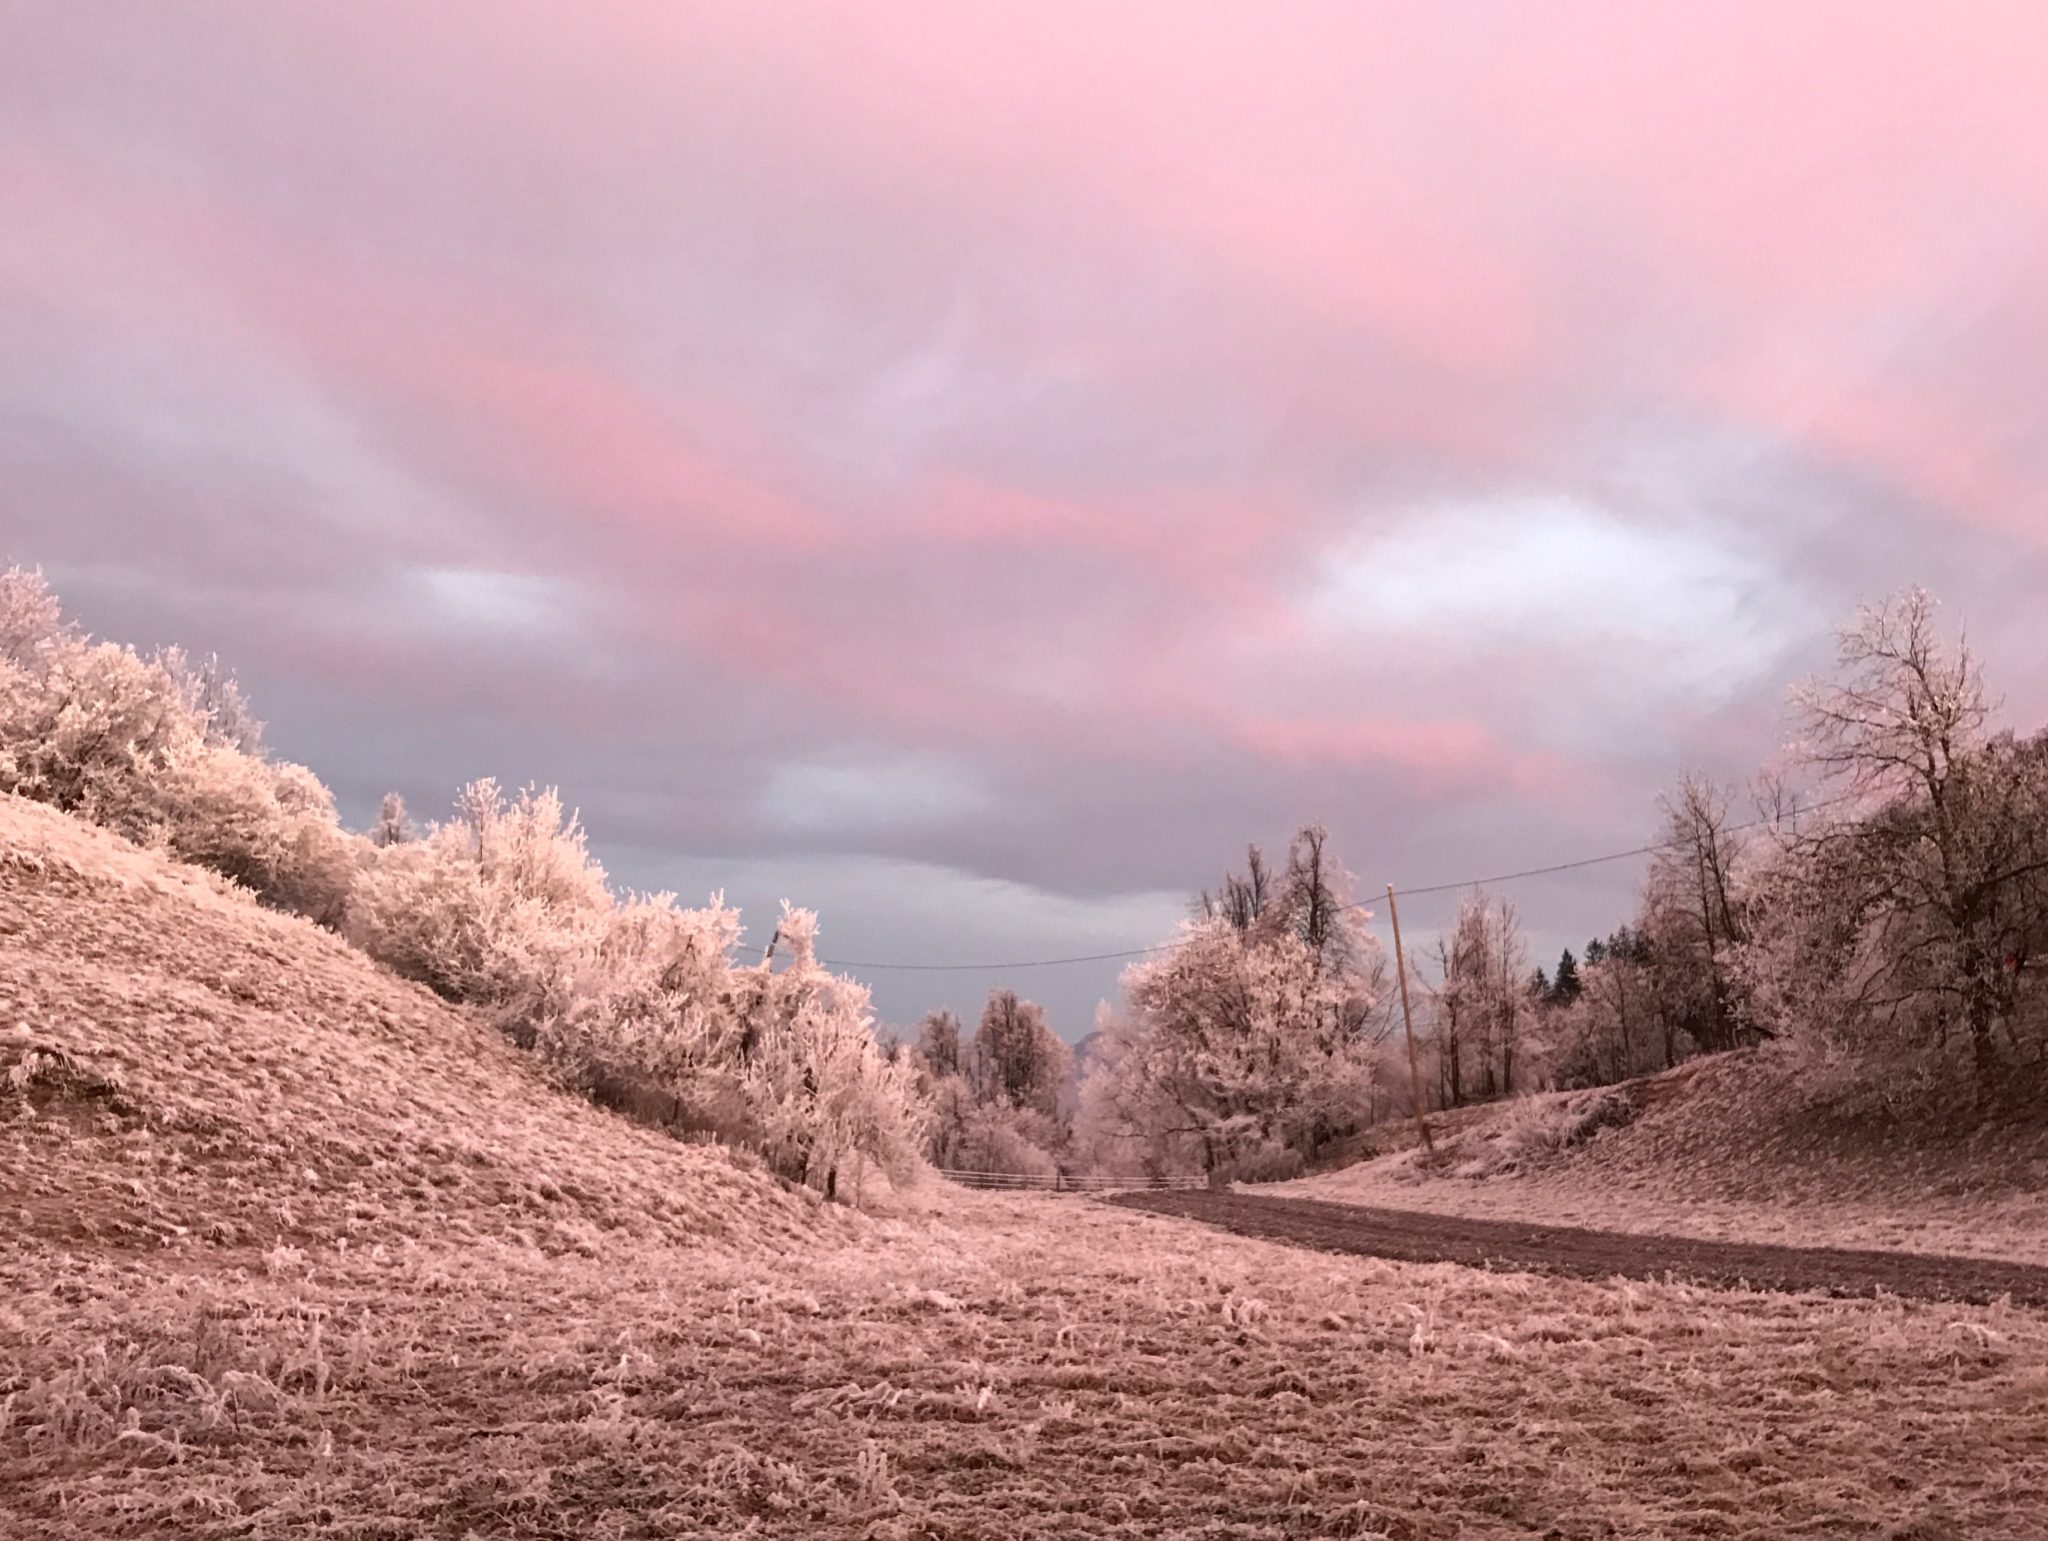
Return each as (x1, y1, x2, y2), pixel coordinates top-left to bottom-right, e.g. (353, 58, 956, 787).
(1105, 1189, 2048, 1306)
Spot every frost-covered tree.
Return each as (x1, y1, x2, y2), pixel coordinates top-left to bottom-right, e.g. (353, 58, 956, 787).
(156, 646, 264, 754)
(1641, 775, 1754, 1052)
(371, 791, 414, 848)
(907, 995, 1073, 1178)
(1082, 829, 1385, 1175)
(1537, 926, 1661, 1088)
(1734, 591, 2048, 1089)
(738, 905, 930, 1197)
(1430, 891, 1529, 1104)
(0, 566, 70, 667)
(969, 990, 1069, 1118)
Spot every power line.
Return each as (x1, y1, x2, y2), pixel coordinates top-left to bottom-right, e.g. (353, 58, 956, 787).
(820, 789, 1862, 974)
(820, 943, 1173, 972)
(1346, 791, 1860, 904)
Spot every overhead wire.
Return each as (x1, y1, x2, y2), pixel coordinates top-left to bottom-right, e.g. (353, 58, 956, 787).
(819, 788, 1864, 973)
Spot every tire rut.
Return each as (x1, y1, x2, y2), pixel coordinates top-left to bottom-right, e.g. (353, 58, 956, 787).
(1102, 1190, 2048, 1307)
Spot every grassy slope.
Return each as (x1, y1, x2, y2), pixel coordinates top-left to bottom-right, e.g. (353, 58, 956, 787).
(4, 797, 2047, 1538)
(0, 793, 827, 1261)
(1282, 1052, 2048, 1266)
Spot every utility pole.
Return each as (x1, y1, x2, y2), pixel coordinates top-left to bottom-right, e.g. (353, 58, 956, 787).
(1386, 885, 1434, 1152)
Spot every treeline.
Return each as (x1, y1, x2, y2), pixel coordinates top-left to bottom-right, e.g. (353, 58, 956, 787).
(1544, 590, 2047, 1099)
(1079, 589, 2048, 1179)
(895, 990, 1074, 1178)
(0, 568, 926, 1200)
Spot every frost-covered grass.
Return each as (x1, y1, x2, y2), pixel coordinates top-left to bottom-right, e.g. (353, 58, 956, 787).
(7, 794, 2048, 1537)
(7, 1193, 2047, 1538)
(1283, 1053, 2048, 1267)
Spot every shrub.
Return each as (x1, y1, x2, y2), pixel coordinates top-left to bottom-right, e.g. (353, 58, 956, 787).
(1491, 1086, 1635, 1168)
(152, 749, 363, 926)
(0, 567, 355, 923)
(735, 906, 930, 1195)
(349, 797, 930, 1199)
(347, 779, 610, 1021)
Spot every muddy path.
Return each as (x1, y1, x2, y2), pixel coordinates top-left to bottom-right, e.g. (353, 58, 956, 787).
(1103, 1190, 2048, 1307)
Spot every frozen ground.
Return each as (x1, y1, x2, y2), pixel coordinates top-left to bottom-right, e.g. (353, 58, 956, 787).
(5, 797, 2047, 1537)
(8, 1191, 2048, 1539)
(1279, 1055, 2048, 1268)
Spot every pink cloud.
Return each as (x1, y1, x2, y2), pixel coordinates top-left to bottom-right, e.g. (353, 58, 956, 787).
(1233, 715, 1577, 801)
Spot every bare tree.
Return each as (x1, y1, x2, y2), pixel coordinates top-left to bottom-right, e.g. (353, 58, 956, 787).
(913, 1008, 964, 1080)
(969, 990, 1069, 1119)
(1755, 590, 2048, 1086)
(1643, 775, 1754, 1053)
(1200, 843, 1273, 934)
(1431, 891, 1526, 1103)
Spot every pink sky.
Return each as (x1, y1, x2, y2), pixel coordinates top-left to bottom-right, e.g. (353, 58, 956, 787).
(5, 3, 2047, 1032)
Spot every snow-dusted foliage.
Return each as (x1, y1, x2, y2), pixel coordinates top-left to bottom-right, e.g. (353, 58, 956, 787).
(370, 790, 414, 848)
(1537, 935, 1666, 1088)
(1079, 827, 1386, 1176)
(349, 789, 926, 1196)
(1428, 890, 1530, 1105)
(0, 565, 71, 666)
(911, 993, 1072, 1178)
(348, 779, 613, 1021)
(2, 569, 925, 1198)
(1726, 592, 2048, 1088)
(150, 749, 361, 926)
(735, 906, 929, 1195)
(967, 990, 1070, 1118)
(0, 567, 359, 920)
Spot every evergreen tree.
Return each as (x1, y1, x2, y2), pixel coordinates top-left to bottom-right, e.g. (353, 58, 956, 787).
(1550, 948, 1583, 1006)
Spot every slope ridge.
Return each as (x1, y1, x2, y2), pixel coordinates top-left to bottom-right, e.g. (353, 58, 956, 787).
(0, 794, 826, 1262)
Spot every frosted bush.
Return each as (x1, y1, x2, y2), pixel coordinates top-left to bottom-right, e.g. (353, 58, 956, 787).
(737, 906, 930, 1195)
(0, 635, 199, 827)
(348, 779, 610, 1022)
(538, 890, 761, 1140)
(942, 1099, 1063, 1180)
(1421, 1088, 1637, 1179)
(152, 749, 362, 925)
(0, 567, 356, 922)
(350, 797, 928, 1199)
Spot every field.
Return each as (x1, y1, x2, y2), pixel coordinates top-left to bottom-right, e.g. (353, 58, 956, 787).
(7, 796, 2048, 1538)
(10, 1190, 2048, 1539)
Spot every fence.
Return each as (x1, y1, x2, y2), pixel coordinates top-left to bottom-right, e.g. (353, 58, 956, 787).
(936, 1168, 1207, 1192)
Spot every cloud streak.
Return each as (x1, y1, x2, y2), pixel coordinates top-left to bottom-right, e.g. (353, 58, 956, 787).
(4, 2, 2046, 1030)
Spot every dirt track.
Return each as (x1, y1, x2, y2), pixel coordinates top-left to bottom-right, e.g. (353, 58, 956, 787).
(1104, 1189, 2048, 1307)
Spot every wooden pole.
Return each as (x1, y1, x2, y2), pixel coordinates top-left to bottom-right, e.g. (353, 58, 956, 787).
(1386, 884, 1434, 1152)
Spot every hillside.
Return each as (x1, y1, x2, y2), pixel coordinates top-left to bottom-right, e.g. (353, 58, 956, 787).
(1281, 1051, 2048, 1265)
(0, 792, 828, 1260)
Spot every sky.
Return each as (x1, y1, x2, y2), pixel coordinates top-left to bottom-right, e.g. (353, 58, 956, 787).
(6, 3, 2048, 1038)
